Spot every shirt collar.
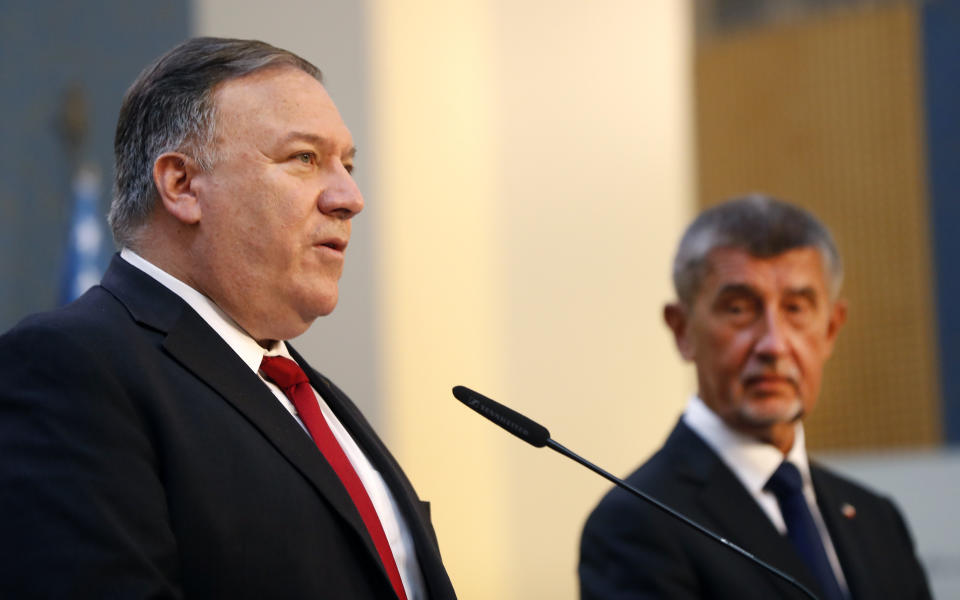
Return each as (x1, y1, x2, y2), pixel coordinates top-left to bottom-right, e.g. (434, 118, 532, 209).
(683, 395, 812, 494)
(119, 248, 287, 372)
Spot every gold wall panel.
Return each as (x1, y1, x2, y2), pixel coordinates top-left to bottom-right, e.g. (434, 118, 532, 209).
(695, 2, 941, 449)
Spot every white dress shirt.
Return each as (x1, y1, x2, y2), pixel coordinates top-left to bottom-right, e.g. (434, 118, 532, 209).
(120, 248, 425, 600)
(682, 395, 849, 594)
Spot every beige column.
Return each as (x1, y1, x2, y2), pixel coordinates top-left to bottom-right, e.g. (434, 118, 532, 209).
(369, 1, 511, 597)
(371, 1, 695, 598)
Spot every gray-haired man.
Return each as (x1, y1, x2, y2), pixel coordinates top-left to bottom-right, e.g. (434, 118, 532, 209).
(579, 196, 930, 599)
(0, 37, 455, 599)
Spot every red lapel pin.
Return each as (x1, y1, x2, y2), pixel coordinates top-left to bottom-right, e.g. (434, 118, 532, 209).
(841, 502, 857, 519)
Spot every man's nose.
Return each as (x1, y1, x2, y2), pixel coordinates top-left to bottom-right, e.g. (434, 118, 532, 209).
(318, 165, 364, 219)
(754, 311, 789, 357)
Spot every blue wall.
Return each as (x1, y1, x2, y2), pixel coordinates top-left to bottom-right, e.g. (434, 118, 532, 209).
(0, 1, 188, 330)
(923, 1, 960, 443)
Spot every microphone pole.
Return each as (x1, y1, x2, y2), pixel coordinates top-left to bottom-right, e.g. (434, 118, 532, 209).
(452, 385, 819, 600)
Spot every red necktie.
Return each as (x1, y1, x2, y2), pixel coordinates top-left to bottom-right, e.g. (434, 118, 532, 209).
(259, 355, 408, 600)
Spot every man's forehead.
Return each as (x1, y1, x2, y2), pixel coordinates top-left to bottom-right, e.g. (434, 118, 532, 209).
(701, 246, 829, 294)
(211, 66, 352, 144)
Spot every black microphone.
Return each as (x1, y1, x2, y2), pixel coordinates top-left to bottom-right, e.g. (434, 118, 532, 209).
(451, 385, 819, 600)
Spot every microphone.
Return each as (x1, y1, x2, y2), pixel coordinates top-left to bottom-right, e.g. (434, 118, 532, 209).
(452, 385, 549, 447)
(451, 385, 819, 600)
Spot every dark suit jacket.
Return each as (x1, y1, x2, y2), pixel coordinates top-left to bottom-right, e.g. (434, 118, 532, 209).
(579, 420, 931, 599)
(0, 255, 456, 599)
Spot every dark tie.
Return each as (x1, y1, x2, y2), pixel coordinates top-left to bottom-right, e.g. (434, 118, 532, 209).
(259, 355, 408, 600)
(765, 461, 846, 600)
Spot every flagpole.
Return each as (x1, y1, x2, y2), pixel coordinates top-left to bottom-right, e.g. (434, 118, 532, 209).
(57, 83, 107, 304)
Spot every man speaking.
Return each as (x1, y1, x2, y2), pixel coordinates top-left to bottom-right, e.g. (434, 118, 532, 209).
(0, 38, 455, 599)
(579, 196, 930, 599)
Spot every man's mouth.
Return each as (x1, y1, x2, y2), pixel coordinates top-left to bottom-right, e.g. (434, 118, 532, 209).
(315, 238, 348, 253)
(742, 372, 798, 392)
(745, 375, 790, 384)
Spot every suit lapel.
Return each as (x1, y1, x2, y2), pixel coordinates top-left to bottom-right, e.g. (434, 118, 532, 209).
(291, 346, 455, 600)
(669, 422, 824, 598)
(162, 311, 381, 557)
(697, 466, 823, 597)
(100, 256, 388, 589)
(812, 466, 876, 600)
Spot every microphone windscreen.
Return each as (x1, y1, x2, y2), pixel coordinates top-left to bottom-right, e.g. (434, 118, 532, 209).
(452, 385, 550, 447)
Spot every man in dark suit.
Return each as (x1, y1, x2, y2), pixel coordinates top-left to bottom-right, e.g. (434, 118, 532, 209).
(579, 196, 931, 599)
(0, 37, 455, 599)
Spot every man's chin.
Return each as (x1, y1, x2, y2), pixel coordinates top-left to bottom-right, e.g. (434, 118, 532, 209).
(298, 287, 340, 319)
(251, 295, 338, 343)
(738, 397, 803, 428)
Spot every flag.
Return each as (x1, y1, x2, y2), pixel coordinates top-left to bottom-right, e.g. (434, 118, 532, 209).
(59, 163, 108, 304)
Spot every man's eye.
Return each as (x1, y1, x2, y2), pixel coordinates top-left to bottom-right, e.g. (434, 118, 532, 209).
(784, 301, 816, 327)
(718, 298, 758, 323)
(784, 299, 813, 314)
(344, 163, 354, 175)
(725, 300, 749, 314)
(296, 152, 314, 164)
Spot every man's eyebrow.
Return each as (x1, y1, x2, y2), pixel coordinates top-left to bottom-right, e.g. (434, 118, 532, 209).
(278, 131, 357, 159)
(714, 283, 758, 299)
(783, 286, 819, 304)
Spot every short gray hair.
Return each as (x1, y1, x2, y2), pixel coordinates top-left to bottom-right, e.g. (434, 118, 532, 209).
(672, 195, 843, 304)
(108, 37, 323, 247)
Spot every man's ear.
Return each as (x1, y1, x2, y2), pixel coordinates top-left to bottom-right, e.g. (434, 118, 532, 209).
(153, 152, 202, 225)
(664, 302, 695, 361)
(823, 297, 848, 356)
